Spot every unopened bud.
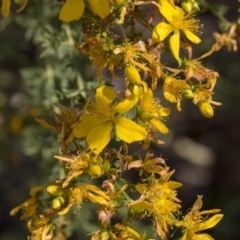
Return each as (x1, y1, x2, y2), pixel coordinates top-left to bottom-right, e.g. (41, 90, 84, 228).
(125, 65, 142, 86)
(52, 196, 65, 209)
(182, 88, 194, 99)
(46, 185, 64, 197)
(198, 102, 214, 118)
(181, 1, 192, 13)
(100, 229, 110, 240)
(102, 161, 110, 173)
(140, 110, 153, 121)
(142, 140, 150, 150)
(88, 165, 102, 178)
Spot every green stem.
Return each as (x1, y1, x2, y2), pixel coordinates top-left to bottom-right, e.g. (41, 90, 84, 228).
(115, 181, 132, 202)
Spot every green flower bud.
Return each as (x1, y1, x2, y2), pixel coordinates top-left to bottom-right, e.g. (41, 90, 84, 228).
(100, 229, 110, 240)
(140, 110, 153, 121)
(182, 88, 194, 99)
(102, 161, 111, 173)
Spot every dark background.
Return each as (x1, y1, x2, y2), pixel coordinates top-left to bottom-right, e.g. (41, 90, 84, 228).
(0, 0, 240, 239)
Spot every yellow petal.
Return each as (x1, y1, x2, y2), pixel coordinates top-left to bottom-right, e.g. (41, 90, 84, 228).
(164, 92, 177, 103)
(150, 118, 169, 134)
(169, 30, 180, 61)
(87, 121, 112, 153)
(159, 107, 171, 117)
(59, 0, 85, 22)
(88, 0, 110, 19)
(140, 89, 153, 109)
(152, 22, 173, 42)
(192, 234, 214, 240)
(114, 117, 147, 143)
(159, 0, 176, 23)
(2, 0, 11, 18)
(125, 65, 143, 86)
(85, 192, 109, 206)
(163, 77, 177, 103)
(71, 115, 99, 138)
(112, 94, 137, 114)
(184, 30, 201, 44)
(179, 231, 189, 240)
(192, 214, 223, 232)
(96, 85, 116, 107)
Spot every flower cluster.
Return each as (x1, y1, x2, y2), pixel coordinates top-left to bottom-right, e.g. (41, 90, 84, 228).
(5, 0, 235, 239)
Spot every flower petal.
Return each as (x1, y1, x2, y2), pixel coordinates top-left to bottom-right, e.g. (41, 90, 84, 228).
(159, 107, 171, 117)
(152, 22, 173, 42)
(112, 94, 138, 114)
(192, 234, 214, 240)
(96, 85, 116, 107)
(114, 117, 147, 143)
(184, 30, 201, 44)
(70, 115, 99, 138)
(159, 0, 176, 23)
(150, 118, 169, 134)
(191, 214, 223, 232)
(88, 0, 110, 19)
(59, 0, 85, 22)
(2, 0, 11, 18)
(169, 30, 180, 61)
(87, 121, 112, 153)
(140, 89, 153, 109)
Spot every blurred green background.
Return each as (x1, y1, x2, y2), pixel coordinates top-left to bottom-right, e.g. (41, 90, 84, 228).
(1, 0, 240, 239)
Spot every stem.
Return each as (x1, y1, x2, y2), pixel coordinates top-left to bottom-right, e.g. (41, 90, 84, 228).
(115, 182, 132, 202)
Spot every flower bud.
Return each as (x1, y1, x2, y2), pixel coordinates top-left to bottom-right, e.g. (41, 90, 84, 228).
(88, 0, 110, 19)
(181, 1, 192, 13)
(52, 196, 65, 209)
(192, 2, 200, 11)
(102, 161, 110, 173)
(142, 140, 150, 150)
(125, 65, 142, 86)
(140, 110, 153, 122)
(88, 165, 102, 178)
(198, 102, 214, 118)
(182, 88, 194, 99)
(46, 185, 64, 197)
(100, 229, 110, 240)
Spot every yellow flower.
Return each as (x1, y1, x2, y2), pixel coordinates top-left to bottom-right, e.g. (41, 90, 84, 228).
(163, 77, 190, 111)
(129, 173, 182, 236)
(152, 0, 201, 61)
(138, 88, 170, 134)
(69, 85, 147, 153)
(59, 0, 110, 22)
(178, 196, 223, 240)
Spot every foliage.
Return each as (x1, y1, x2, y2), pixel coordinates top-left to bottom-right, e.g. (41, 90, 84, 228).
(2, 0, 240, 239)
